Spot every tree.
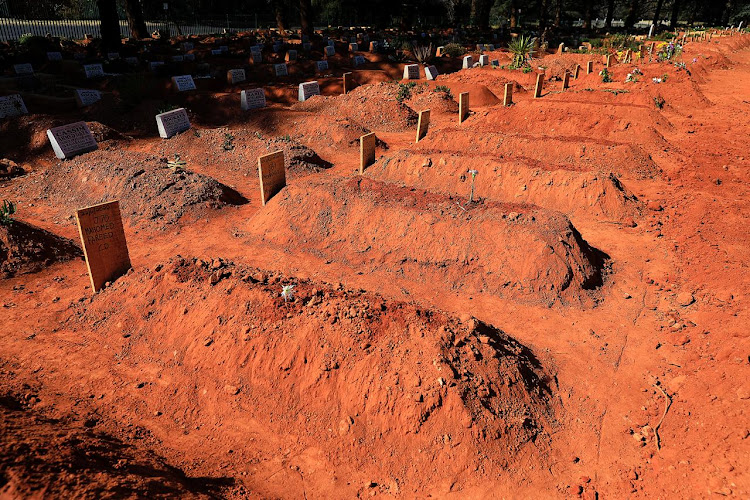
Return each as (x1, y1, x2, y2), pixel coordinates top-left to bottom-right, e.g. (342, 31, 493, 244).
(605, 0, 615, 28)
(510, 0, 519, 27)
(124, 0, 147, 39)
(625, 0, 640, 28)
(653, 0, 665, 27)
(97, 0, 121, 50)
(554, 0, 563, 27)
(300, 0, 313, 37)
(669, 0, 681, 27)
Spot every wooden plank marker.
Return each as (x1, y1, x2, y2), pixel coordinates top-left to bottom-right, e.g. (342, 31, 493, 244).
(534, 73, 544, 98)
(605, 54, 612, 67)
(573, 65, 581, 79)
(75, 200, 131, 293)
(503, 83, 513, 106)
(415, 109, 430, 143)
(343, 72, 354, 94)
(359, 132, 376, 174)
(458, 92, 469, 123)
(258, 150, 286, 206)
(562, 70, 570, 90)
(586, 61, 594, 74)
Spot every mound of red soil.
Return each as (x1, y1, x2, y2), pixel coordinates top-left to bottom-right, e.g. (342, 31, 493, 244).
(0, 220, 81, 277)
(23, 151, 247, 226)
(292, 82, 418, 131)
(0, 392, 229, 498)
(248, 177, 607, 306)
(56, 257, 555, 493)
(405, 85, 459, 114)
(0, 159, 26, 180)
(366, 149, 641, 221)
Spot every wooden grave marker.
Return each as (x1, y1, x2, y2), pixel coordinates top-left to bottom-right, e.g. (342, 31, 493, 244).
(574, 64, 581, 79)
(258, 151, 286, 206)
(156, 108, 191, 138)
(503, 83, 513, 106)
(562, 70, 570, 90)
(586, 60, 594, 74)
(458, 92, 469, 123)
(415, 109, 430, 143)
(534, 73, 544, 98)
(359, 132, 376, 174)
(47, 121, 97, 159)
(343, 72, 354, 94)
(605, 54, 612, 67)
(75, 200, 131, 293)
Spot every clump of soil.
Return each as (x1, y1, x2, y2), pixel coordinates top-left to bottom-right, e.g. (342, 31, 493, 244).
(0, 220, 81, 277)
(61, 257, 556, 491)
(0, 159, 26, 180)
(23, 150, 247, 226)
(293, 82, 419, 131)
(248, 177, 607, 306)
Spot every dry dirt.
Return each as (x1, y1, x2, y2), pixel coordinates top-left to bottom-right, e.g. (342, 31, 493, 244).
(0, 33, 749, 499)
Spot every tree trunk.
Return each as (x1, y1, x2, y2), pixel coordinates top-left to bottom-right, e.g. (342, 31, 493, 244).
(582, 0, 592, 29)
(653, 0, 665, 28)
(299, 0, 313, 38)
(605, 0, 615, 28)
(479, 0, 492, 29)
(124, 0, 147, 39)
(554, 0, 563, 27)
(721, 0, 734, 25)
(670, 0, 681, 27)
(97, 0, 121, 50)
(471, 0, 480, 26)
(538, 0, 549, 33)
(625, 0, 639, 28)
(509, 0, 519, 28)
(275, 3, 287, 34)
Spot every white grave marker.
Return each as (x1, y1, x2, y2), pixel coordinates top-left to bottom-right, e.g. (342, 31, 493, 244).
(403, 63, 419, 79)
(316, 60, 329, 71)
(298, 81, 321, 101)
(353, 55, 366, 66)
(241, 88, 266, 110)
(46, 121, 97, 160)
(156, 108, 191, 138)
(74, 89, 102, 107)
(83, 63, 104, 78)
(274, 63, 288, 76)
(479, 54, 489, 66)
(325, 46, 335, 57)
(227, 68, 246, 84)
(425, 65, 438, 80)
(0, 94, 28, 119)
(349, 42, 358, 52)
(171, 75, 196, 91)
(462, 55, 474, 69)
(14, 63, 33, 75)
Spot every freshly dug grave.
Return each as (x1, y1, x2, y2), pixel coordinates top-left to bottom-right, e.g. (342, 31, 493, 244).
(248, 177, 607, 306)
(0, 391, 224, 499)
(365, 149, 642, 221)
(293, 82, 418, 132)
(0, 220, 82, 277)
(420, 125, 661, 181)
(20, 150, 246, 226)
(53, 257, 556, 495)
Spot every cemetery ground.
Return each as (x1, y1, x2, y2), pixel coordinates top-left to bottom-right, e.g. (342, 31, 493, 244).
(0, 31, 749, 498)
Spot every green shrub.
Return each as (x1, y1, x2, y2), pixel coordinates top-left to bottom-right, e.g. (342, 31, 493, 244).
(433, 85, 453, 99)
(442, 43, 466, 58)
(0, 200, 15, 226)
(397, 81, 417, 102)
(508, 35, 536, 69)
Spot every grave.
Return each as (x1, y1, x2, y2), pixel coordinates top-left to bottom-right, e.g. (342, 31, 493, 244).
(534, 73, 544, 98)
(182, 42, 194, 51)
(436, 46, 445, 57)
(587, 61, 594, 74)
(360, 132, 376, 174)
(349, 43, 358, 52)
(403, 64, 420, 80)
(459, 92, 469, 123)
(503, 83, 513, 106)
(491, 59, 500, 67)
(107, 52, 120, 60)
(303, 42, 312, 51)
(156, 108, 191, 138)
(325, 46, 336, 57)
(415, 109, 430, 143)
(47, 121, 98, 160)
(462, 55, 474, 69)
(479, 54, 489, 66)
(286, 50, 298, 62)
(369, 41, 378, 51)
(250, 52, 262, 63)
(150, 61, 165, 72)
(316, 60, 329, 72)
(171, 75, 196, 91)
(258, 150, 286, 205)
(84, 63, 104, 78)
(425, 65, 438, 80)
(75, 200, 131, 293)
(241, 88, 267, 110)
(211, 49, 222, 55)
(562, 70, 570, 90)
(605, 54, 612, 67)
(227, 68, 246, 84)
(0, 94, 28, 119)
(274, 63, 288, 76)
(298, 81, 321, 102)
(353, 55, 366, 66)
(220, 45, 229, 53)
(343, 72, 354, 94)
(574, 64, 581, 78)
(558, 43, 565, 54)
(74, 89, 102, 107)
(47, 52, 63, 61)
(171, 55, 184, 62)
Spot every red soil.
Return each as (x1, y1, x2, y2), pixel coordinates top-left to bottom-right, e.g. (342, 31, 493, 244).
(1, 33, 749, 499)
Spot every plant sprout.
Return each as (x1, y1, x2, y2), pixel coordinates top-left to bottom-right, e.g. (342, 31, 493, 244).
(468, 169, 478, 203)
(167, 154, 186, 172)
(281, 284, 295, 302)
(0, 200, 16, 226)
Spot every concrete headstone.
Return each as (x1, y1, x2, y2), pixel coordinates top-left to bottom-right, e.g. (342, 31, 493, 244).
(171, 75, 196, 91)
(403, 64, 419, 79)
(156, 107, 191, 138)
(0, 94, 28, 119)
(241, 88, 266, 110)
(298, 81, 321, 101)
(46, 121, 97, 159)
(75, 89, 102, 107)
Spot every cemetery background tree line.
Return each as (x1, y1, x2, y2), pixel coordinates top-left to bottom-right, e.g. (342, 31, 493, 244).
(4, 0, 749, 50)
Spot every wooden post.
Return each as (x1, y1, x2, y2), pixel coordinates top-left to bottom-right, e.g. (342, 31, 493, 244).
(605, 54, 612, 67)
(534, 73, 544, 98)
(415, 109, 430, 142)
(343, 72, 353, 94)
(503, 83, 513, 106)
(359, 132, 376, 174)
(573, 65, 580, 79)
(562, 70, 570, 90)
(587, 60, 593, 74)
(258, 150, 286, 205)
(458, 92, 469, 123)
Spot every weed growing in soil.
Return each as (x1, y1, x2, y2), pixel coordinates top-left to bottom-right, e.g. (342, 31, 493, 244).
(468, 169, 478, 203)
(279, 134, 293, 142)
(157, 102, 179, 115)
(653, 96, 666, 109)
(522, 66, 533, 73)
(397, 81, 418, 102)
(254, 131, 264, 140)
(222, 133, 235, 151)
(433, 85, 453, 99)
(167, 154, 187, 172)
(600, 68, 612, 82)
(281, 284, 295, 301)
(0, 200, 16, 226)
(442, 43, 465, 58)
(508, 35, 536, 69)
